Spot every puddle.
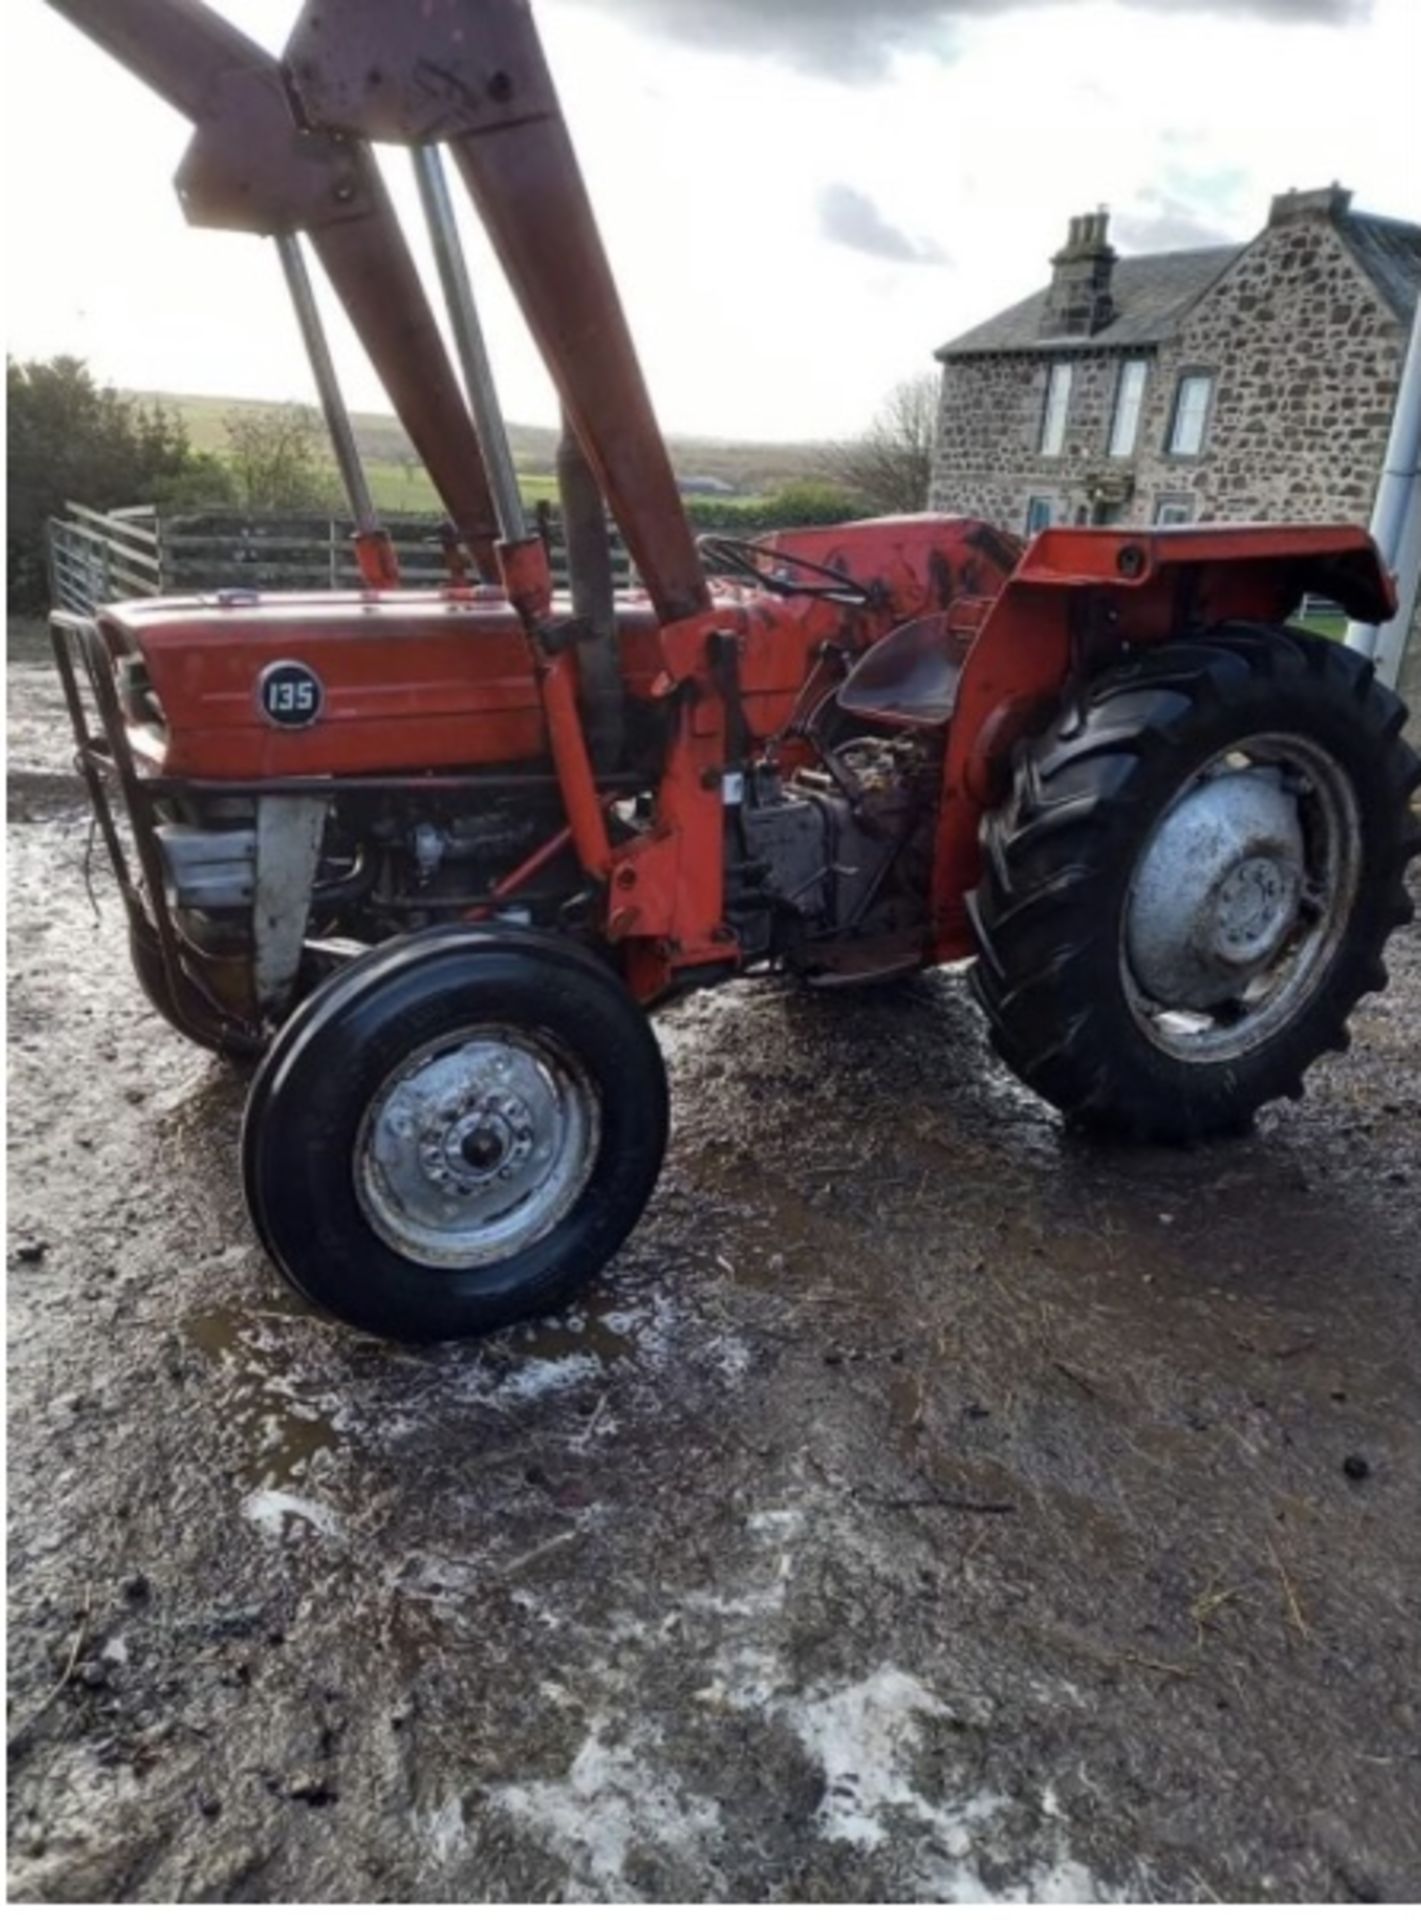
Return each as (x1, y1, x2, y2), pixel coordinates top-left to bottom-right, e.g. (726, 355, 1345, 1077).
(183, 1305, 341, 1488)
(512, 1287, 639, 1367)
(182, 1272, 671, 1493)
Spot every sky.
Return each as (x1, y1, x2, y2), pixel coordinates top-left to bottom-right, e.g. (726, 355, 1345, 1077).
(5, 0, 1419, 442)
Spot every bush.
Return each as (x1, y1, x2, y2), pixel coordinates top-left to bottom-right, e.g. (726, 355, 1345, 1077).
(684, 479, 867, 535)
(7, 357, 231, 610)
(224, 404, 340, 513)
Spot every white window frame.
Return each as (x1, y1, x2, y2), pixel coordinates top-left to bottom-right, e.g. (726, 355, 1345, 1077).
(1039, 362, 1073, 457)
(1025, 495, 1054, 536)
(1167, 371, 1214, 458)
(1108, 359, 1149, 459)
(1154, 494, 1195, 526)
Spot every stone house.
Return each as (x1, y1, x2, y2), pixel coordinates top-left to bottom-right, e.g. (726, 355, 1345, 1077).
(929, 185, 1421, 539)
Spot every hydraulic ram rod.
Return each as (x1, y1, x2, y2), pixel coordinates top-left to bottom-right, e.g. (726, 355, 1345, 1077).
(412, 146, 529, 546)
(275, 232, 399, 589)
(410, 144, 613, 877)
(43, 0, 502, 577)
(276, 234, 379, 537)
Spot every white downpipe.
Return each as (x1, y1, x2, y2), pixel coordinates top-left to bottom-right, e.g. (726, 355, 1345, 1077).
(1347, 301, 1421, 690)
(1374, 483, 1421, 694)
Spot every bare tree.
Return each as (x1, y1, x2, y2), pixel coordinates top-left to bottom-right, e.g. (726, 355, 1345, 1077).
(823, 373, 939, 515)
(224, 403, 335, 511)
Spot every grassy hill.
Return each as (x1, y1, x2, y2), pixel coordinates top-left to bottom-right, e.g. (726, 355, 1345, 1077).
(125, 390, 829, 513)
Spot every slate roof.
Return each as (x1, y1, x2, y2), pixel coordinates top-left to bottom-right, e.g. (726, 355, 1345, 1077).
(1338, 212, 1421, 321)
(936, 207, 1421, 360)
(935, 246, 1241, 359)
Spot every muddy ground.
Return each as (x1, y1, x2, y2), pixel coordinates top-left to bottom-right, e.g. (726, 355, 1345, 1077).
(7, 622, 1421, 1902)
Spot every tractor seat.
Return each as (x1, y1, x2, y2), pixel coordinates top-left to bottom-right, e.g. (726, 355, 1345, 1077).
(837, 612, 973, 730)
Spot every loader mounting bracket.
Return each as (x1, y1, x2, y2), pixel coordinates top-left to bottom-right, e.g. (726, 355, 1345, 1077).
(285, 0, 559, 144)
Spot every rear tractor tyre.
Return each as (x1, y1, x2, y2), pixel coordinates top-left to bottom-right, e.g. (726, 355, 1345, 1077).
(241, 926, 669, 1341)
(969, 625, 1421, 1142)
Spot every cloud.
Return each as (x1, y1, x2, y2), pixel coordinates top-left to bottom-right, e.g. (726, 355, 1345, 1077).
(569, 0, 1371, 80)
(817, 184, 949, 265)
(1167, 0, 1369, 12)
(1112, 189, 1238, 251)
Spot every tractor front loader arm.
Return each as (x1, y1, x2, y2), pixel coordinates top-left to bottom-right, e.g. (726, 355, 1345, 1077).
(45, 0, 502, 574)
(284, 0, 712, 629)
(37, 0, 254, 123)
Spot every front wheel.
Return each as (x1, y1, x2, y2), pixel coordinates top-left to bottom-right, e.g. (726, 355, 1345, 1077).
(241, 927, 669, 1340)
(969, 626, 1420, 1141)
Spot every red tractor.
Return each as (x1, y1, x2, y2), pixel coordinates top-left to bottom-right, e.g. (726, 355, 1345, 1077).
(48, 0, 1420, 1340)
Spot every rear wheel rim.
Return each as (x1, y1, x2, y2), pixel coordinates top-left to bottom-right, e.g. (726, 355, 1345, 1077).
(1122, 732, 1363, 1064)
(353, 1024, 601, 1270)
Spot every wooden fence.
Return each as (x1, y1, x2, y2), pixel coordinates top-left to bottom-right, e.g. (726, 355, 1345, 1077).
(47, 502, 634, 614)
(48, 505, 1353, 639)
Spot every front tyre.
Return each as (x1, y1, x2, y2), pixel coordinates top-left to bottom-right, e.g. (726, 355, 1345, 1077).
(241, 927, 668, 1340)
(969, 626, 1420, 1141)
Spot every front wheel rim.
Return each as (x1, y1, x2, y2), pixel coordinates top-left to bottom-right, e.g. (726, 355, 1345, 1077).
(1122, 732, 1363, 1064)
(353, 1024, 601, 1270)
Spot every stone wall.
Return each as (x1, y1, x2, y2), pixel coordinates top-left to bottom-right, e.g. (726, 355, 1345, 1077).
(931, 207, 1408, 539)
(1131, 218, 1405, 526)
(931, 349, 1139, 531)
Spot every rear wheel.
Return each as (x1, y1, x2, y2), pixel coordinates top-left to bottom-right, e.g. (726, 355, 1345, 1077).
(241, 926, 668, 1340)
(969, 625, 1420, 1141)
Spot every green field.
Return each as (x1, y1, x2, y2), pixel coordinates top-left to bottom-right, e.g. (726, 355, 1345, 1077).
(356, 460, 766, 517)
(124, 389, 824, 510)
(1297, 609, 1348, 642)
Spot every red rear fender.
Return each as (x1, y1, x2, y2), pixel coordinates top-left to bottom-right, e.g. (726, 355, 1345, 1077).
(927, 520, 1392, 954)
(1013, 522, 1395, 628)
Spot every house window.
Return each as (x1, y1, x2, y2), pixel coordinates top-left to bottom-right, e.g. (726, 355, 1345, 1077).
(1167, 372, 1214, 457)
(1025, 496, 1054, 535)
(1108, 359, 1149, 458)
(1039, 362, 1073, 457)
(1155, 494, 1195, 526)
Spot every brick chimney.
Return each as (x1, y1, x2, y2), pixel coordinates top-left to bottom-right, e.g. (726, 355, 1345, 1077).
(1268, 182, 1353, 227)
(1042, 209, 1117, 338)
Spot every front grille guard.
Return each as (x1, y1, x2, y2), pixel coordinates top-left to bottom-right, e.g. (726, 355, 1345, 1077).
(49, 611, 264, 1053)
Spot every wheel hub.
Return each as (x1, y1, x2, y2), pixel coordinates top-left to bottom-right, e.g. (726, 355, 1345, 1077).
(1213, 854, 1296, 966)
(418, 1087, 535, 1193)
(356, 1028, 599, 1270)
(1127, 768, 1306, 1010)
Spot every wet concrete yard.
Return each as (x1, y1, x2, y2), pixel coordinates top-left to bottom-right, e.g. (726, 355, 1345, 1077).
(8, 638, 1421, 1900)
